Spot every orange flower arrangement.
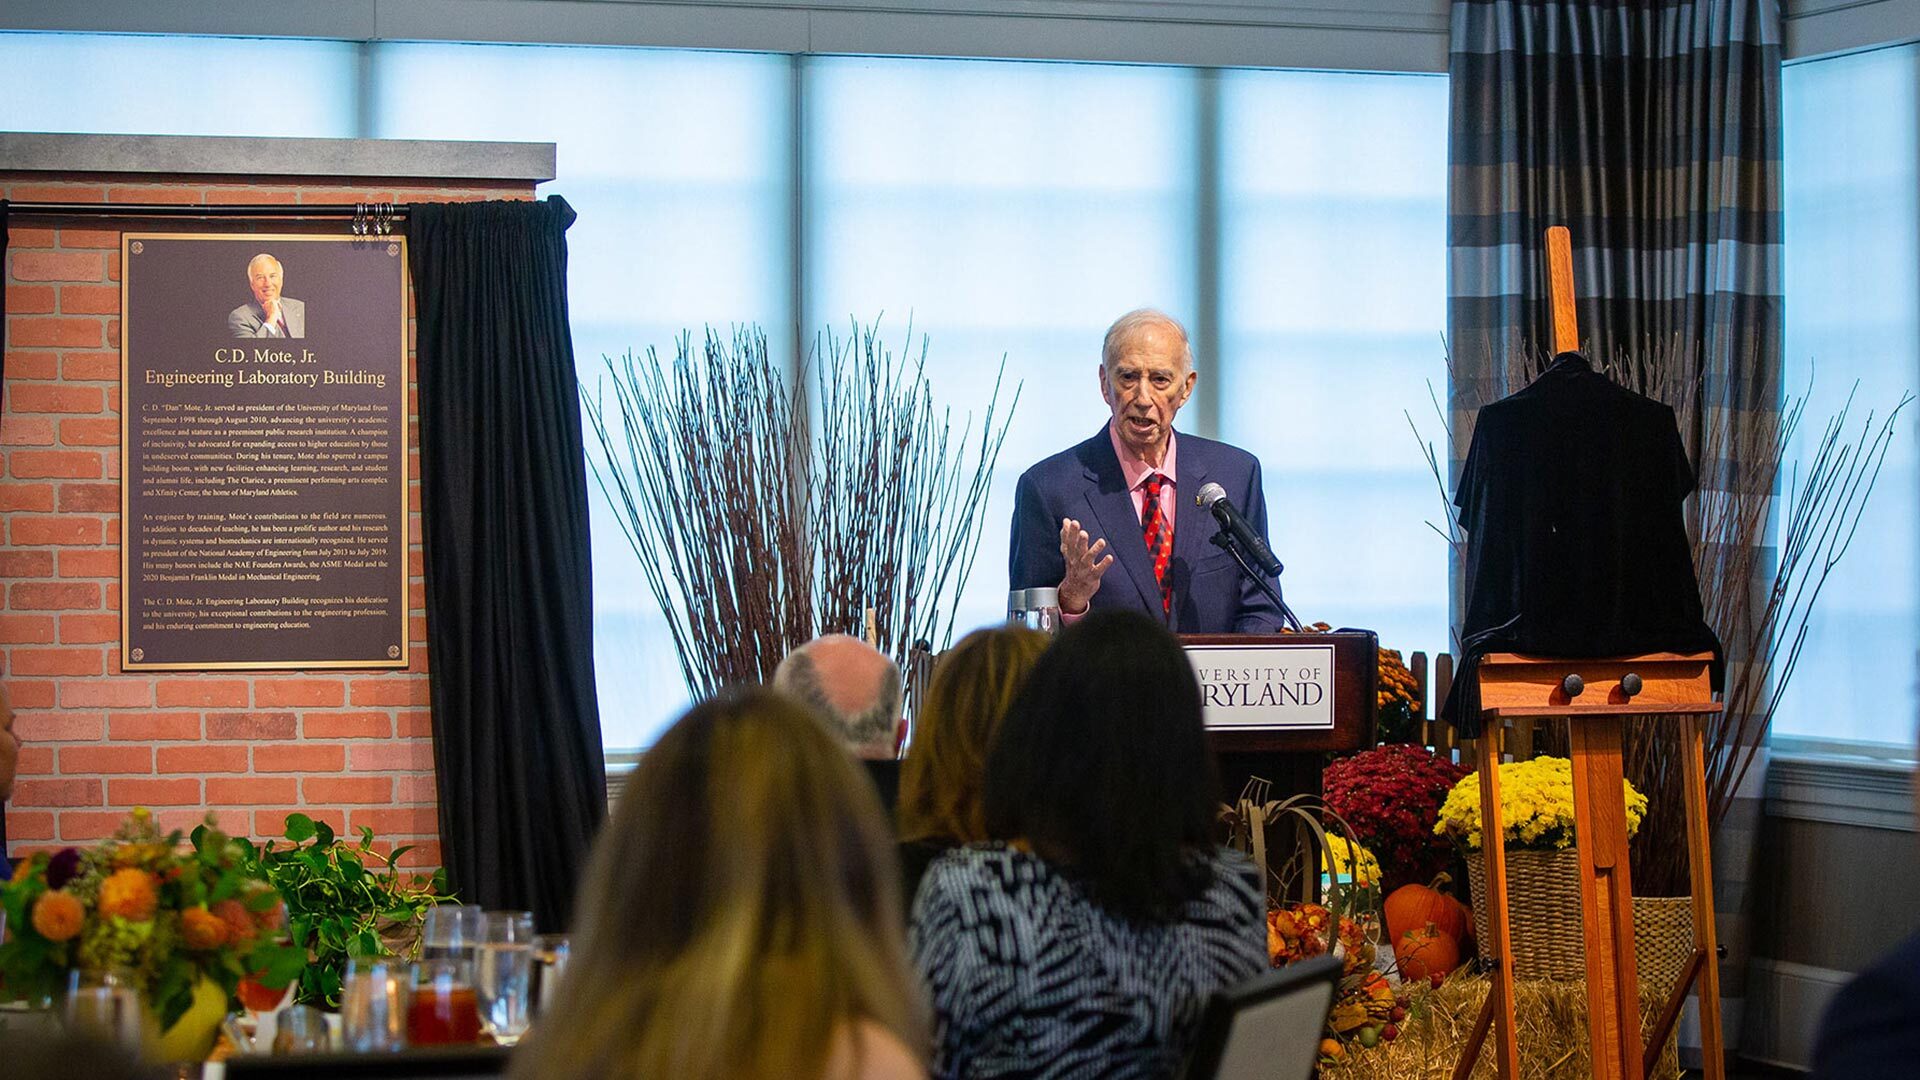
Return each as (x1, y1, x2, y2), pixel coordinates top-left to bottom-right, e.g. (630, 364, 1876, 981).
(31, 890, 86, 942)
(180, 907, 229, 951)
(211, 898, 257, 946)
(1376, 647, 1419, 713)
(98, 867, 161, 922)
(0, 809, 304, 1030)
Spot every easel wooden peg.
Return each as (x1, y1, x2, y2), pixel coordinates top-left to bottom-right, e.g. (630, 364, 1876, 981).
(1546, 224, 1579, 353)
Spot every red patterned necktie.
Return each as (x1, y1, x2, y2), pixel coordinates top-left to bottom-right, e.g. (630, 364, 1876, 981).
(1141, 473, 1173, 616)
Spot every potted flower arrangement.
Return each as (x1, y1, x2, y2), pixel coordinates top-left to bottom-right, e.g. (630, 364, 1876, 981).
(0, 808, 306, 1061)
(1323, 743, 1469, 895)
(1373, 646, 1423, 744)
(1433, 756, 1649, 980)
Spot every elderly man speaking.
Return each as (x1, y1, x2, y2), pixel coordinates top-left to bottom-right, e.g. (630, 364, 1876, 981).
(1009, 309, 1285, 634)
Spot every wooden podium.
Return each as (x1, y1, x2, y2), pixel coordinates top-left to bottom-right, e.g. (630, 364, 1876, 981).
(1183, 632, 1377, 899)
(1458, 652, 1724, 1080)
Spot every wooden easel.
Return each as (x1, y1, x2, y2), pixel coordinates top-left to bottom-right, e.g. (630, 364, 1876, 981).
(1453, 228, 1726, 1080)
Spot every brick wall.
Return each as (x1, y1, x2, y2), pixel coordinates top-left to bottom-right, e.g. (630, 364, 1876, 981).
(2, 172, 535, 869)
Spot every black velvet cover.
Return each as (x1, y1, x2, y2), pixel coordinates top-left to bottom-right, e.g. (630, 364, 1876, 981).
(1441, 353, 1722, 734)
(409, 197, 605, 929)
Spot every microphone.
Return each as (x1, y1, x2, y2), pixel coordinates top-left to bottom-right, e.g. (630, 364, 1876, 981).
(1196, 482, 1282, 577)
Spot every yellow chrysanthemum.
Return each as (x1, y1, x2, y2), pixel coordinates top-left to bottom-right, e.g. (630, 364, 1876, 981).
(1320, 834, 1382, 886)
(1433, 757, 1646, 851)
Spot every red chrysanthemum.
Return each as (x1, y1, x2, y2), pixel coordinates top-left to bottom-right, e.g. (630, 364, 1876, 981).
(1323, 744, 1469, 893)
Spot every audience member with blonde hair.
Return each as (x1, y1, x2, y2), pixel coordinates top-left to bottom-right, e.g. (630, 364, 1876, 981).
(894, 625, 1049, 905)
(514, 687, 925, 1080)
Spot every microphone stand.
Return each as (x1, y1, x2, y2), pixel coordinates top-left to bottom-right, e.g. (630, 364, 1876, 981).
(1210, 530, 1303, 632)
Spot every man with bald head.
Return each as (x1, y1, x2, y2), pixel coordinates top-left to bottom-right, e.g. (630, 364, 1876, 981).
(1009, 308, 1285, 633)
(775, 634, 904, 760)
(228, 252, 307, 338)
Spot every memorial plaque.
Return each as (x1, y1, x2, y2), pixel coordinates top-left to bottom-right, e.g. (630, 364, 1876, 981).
(121, 234, 409, 670)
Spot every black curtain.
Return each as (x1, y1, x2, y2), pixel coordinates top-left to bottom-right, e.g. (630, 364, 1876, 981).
(409, 197, 604, 930)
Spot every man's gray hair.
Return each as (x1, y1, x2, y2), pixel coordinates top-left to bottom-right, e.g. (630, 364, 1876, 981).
(773, 638, 904, 752)
(1102, 308, 1194, 372)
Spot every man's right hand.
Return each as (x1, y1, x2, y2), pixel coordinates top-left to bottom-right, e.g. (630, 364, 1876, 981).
(1057, 517, 1113, 614)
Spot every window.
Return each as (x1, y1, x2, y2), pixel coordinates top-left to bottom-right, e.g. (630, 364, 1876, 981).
(372, 43, 794, 750)
(0, 32, 357, 137)
(1777, 45, 1920, 754)
(2, 32, 1456, 751)
(1218, 70, 1450, 657)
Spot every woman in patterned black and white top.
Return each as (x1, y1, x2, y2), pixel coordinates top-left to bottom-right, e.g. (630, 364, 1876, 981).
(909, 610, 1268, 1079)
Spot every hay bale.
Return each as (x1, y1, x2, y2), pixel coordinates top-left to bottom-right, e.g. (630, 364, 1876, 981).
(1319, 972, 1681, 1080)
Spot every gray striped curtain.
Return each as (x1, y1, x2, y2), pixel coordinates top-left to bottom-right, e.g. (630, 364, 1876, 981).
(1447, 1, 1782, 1056)
(1448, 0, 1782, 428)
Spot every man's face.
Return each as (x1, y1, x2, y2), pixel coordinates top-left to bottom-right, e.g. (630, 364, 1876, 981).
(0, 686, 17, 803)
(249, 258, 284, 308)
(1099, 321, 1196, 461)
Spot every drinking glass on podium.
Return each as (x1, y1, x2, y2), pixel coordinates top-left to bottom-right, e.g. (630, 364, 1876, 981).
(341, 957, 411, 1052)
(531, 933, 571, 1019)
(421, 905, 484, 979)
(1024, 587, 1063, 633)
(408, 959, 482, 1046)
(64, 971, 142, 1051)
(476, 911, 535, 1046)
(1007, 588, 1062, 633)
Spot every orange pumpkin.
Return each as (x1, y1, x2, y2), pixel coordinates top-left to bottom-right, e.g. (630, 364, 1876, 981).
(1384, 873, 1470, 947)
(1397, 926, 1461, 983)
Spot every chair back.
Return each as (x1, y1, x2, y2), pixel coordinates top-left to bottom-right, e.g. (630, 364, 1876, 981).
(1182, 954, 1342, 1080)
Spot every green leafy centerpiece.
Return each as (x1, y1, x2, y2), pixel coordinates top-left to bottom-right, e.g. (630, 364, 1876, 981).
(239, 812, 452, 1008)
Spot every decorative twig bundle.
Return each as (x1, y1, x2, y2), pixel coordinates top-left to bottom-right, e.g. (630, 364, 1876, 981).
(582, 322, 1017, 703)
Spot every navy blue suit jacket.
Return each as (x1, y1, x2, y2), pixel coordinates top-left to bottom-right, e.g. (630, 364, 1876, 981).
(1812, 928, 1920, 1080)
(1009, 426, 1285, 634)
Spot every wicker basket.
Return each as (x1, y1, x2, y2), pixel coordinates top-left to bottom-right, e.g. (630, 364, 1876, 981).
(1465, 849, 1587, 979)
(1631, 895, 1697, 1000)
(1465, 848, 1695, 994)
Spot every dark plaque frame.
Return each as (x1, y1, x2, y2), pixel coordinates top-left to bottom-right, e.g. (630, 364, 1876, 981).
(121, 233, 410, 671)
